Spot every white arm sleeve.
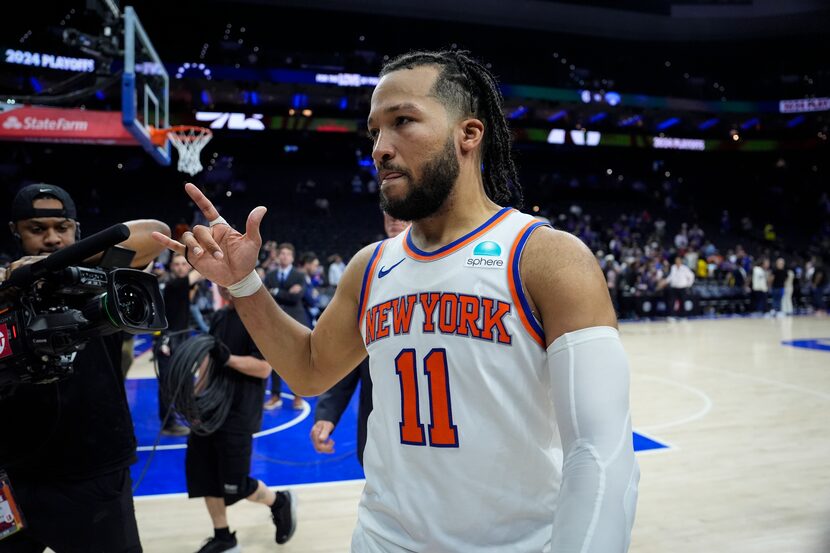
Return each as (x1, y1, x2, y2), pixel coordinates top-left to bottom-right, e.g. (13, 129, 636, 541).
(548, 326, 640, 553)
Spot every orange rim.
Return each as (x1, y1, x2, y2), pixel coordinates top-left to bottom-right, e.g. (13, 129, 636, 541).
(149, 125, 212, 147)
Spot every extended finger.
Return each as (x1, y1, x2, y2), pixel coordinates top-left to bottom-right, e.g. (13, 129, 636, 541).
(184, 183, 221, 222)
(192, 225, 224, 260)
(180, 231, 205, 260)
(151, 231, 186, 254)
(245, 206, 267, 245)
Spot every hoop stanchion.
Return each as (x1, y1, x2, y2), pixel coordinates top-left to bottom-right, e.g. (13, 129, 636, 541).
(151, 126, 212, 176)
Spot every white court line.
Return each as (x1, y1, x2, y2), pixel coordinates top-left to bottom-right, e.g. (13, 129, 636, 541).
(253, 395, 311, 438)
(670, 360, 830, 402)
(136, 394, 310, 452)
(636, 375, 713, 432)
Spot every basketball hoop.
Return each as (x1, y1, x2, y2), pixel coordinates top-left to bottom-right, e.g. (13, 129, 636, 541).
(151, 126, 212, 176)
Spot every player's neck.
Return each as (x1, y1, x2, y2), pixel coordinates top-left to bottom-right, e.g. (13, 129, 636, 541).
(409, 175, 502, 251)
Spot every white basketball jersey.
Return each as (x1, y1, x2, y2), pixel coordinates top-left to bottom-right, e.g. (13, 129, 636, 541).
(353, 208, 563, 553)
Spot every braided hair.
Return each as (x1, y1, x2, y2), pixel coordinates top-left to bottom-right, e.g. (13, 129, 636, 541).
(379, 50, 523, 208)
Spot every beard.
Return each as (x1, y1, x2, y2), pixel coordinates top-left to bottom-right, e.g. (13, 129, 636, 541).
(379, 136, 460, 221)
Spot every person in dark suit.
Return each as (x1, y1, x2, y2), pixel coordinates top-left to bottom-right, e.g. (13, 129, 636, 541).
(309, 213, 406, 465)
(262, 242, 307, 410)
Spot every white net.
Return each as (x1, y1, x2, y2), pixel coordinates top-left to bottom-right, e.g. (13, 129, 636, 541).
(166, 127, 213, 176)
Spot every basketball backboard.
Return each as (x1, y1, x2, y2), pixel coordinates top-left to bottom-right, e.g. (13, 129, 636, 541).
(121, 6, 170, 166)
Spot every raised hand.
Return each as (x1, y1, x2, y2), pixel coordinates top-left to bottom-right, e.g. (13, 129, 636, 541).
(152, 183, 267, 287)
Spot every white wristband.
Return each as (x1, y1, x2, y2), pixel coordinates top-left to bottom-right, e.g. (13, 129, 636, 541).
(228, 270, 263, 298)
(209, 216, 228, 227)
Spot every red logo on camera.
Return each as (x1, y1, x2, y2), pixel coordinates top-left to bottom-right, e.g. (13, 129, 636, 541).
(0, 323, 12, 359)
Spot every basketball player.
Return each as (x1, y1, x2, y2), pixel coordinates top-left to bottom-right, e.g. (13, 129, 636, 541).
(155, 50, 639, 552)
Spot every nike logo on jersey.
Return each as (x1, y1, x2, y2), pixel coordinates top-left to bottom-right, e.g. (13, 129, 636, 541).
(378, 258, 405, 278)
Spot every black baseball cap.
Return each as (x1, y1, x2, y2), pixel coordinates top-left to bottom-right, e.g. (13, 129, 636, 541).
(11, 183, 77, 222)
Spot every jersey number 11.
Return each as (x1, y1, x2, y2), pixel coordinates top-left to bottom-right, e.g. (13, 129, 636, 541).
(394, 348, 459, 447)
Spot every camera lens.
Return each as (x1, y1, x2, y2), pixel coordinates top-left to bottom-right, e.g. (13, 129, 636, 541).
(115, 283, 152, 326)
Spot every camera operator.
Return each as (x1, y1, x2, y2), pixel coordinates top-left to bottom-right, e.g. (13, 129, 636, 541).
(0, 184, 170, 552)
(185, 285, 295, 551)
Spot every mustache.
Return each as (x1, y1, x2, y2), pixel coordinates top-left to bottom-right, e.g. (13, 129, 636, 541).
(377, 163, 410, 177)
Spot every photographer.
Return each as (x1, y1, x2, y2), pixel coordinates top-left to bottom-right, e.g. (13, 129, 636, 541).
(0, 184, 169, 552)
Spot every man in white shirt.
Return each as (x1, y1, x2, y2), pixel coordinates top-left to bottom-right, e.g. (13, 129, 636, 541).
(664, 256, 695, 317)
(327, 254, 346, 287)
(751, 258, 770, 313)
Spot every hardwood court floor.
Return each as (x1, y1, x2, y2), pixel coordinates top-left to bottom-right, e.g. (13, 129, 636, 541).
(130, 315, 830, 553)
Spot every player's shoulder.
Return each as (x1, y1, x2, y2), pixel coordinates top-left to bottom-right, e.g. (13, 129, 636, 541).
(523, 226, 599, 275)
(521, 227, 617, 339)
(520, 226, 608, 302)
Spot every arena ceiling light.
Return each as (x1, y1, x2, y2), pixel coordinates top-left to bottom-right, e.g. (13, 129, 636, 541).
(740, 117, 759, 130)
(546, 128, 601, 146)
(580, 89, 621, 106)
(619, 115, 641, 127)
(589, 112, 607, 123)
(507, 106, 528, 119)
(547, 110, 567, 122)
(786, 115, 805, 128)
(656, 117, 680, 131)
(176, 62, 212, 80)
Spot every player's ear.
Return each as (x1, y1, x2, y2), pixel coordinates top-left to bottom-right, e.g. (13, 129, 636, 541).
(459, 118, 484, 155)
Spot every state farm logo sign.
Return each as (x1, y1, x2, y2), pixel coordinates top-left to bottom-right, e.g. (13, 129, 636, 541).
(0, 106, 135, 145)
(2, 116, 22, 129)
(2, 115, 88, 132)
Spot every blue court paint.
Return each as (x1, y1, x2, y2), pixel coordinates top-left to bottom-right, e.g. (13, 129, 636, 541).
(633, 432, 669, 452)
(133, 334, 154, 357)
(127, 379, 668, 497)
(781, 338, 830, 352)
(128, 378, 364, 496)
